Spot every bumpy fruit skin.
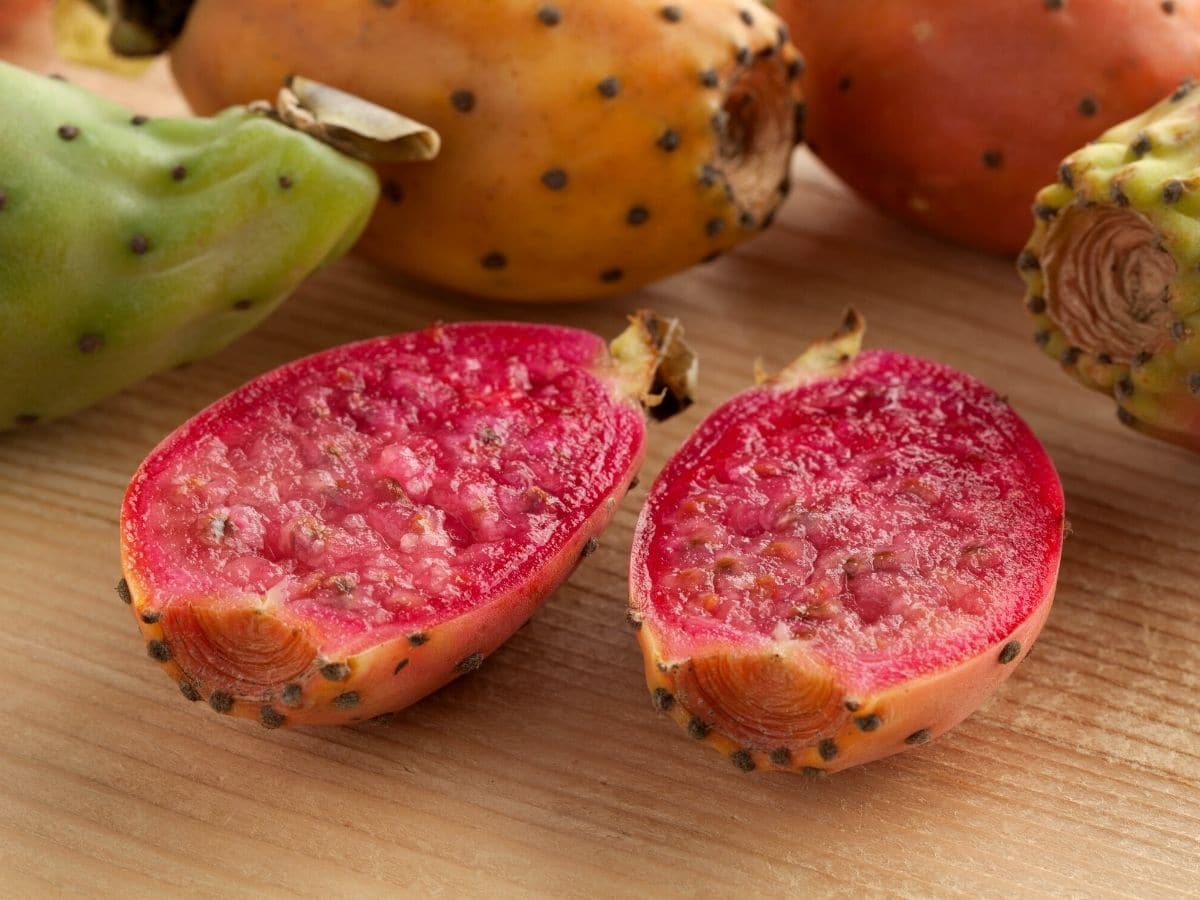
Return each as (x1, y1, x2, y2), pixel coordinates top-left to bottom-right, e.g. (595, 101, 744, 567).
(629, 315, 1065, 774)
(164, 0, 804, 301)
(0, 60, 378, 430)
(777, 0, 1200, 254)
(1021, 83, 1200, 450)
(121, 320, 680, 727)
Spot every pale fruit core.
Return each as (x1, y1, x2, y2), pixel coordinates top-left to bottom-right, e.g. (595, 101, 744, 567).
(640, 351, 1063, 688)
(125, 324, 639, 651)
(1042, 205, 1178, 364)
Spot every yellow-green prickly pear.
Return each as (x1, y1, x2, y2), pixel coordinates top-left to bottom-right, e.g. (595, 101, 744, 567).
(0, 61, 434, 430)
(1020, 82, 1200, 450)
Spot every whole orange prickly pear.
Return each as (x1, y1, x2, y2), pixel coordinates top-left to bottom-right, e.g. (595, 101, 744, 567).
(777, 0, 1200, 254)
(111, 0, 805, 301)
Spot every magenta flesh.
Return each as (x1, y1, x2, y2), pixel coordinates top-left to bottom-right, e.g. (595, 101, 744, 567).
(637, 350, 1064, 690)
(124, 323, 642, 657)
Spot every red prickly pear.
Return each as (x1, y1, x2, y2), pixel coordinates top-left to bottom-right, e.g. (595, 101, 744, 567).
(777, 0, 1200, 254)
(0, 0, 42, 39)
(120, 315, 696, 727)
(629, 313, 1065, 774)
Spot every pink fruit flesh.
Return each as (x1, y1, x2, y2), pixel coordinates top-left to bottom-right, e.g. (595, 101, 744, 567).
(632, 336, 1065, 773)
(122, 322, 650, 724)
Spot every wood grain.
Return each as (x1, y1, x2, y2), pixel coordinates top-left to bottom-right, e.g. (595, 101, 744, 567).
(1, 13, 1198, 899)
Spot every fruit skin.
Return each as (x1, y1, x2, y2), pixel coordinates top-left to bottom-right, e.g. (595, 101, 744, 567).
(159, 0, 804, 301)
(121, 318, 693, 727)
(1021, 82, 1200, 450)
(122, 517, 610, 728)
(629, 314, 1065, 774)
(636, 607, 1053, 775)
(0, 0, 43, 39)
(0, 60, 379, 430)
(777, 0, 1200, 254)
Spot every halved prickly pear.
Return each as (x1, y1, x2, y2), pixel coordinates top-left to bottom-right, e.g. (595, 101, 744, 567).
(629, 313, 1065, 774)
(120, 315, 695, 727)
(0, 60, 437, 431)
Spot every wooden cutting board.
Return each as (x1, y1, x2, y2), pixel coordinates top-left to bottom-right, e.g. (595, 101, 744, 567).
(1, 16, 1197, 898)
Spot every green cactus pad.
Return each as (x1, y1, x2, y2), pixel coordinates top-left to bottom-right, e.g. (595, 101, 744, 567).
(1021, 80, 1200, 449)
(0, 60, 380, 430)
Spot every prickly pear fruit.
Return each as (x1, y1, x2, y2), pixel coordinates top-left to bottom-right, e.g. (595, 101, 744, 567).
(120, 315, 696, 727)
(629, 313, 1064, 774)
(0, 0, 43, 39)
(1021, 82, 1200, 450)
(105, 0, 804, 301)
(0, 60, 391, 430)
(777, 0, 1200, 254)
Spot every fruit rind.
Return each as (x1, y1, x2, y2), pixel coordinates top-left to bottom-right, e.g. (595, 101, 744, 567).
(122, 495, 624, 725)
(636, 598, 1053, 775)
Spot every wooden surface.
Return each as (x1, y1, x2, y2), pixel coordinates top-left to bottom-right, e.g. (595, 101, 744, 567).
(2, 16, 1198, 899)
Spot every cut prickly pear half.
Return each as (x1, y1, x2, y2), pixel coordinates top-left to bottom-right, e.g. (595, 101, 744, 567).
(120, 315, 696, 727)
(629, 313, 1065, 775)
(0, 59, 437, 431)
(1021, 81, 1200, 450)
